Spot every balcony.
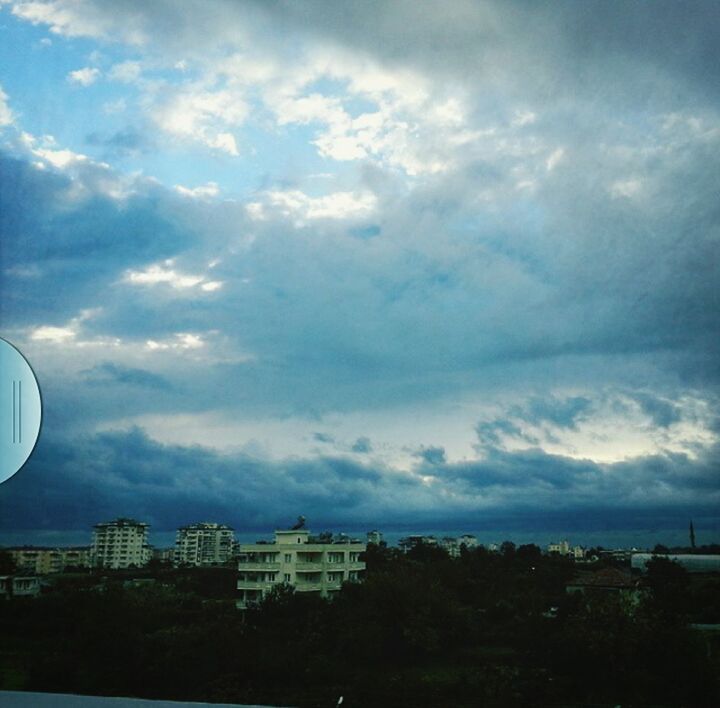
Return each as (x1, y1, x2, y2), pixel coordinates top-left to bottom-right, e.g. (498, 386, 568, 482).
(295, 582, 323, 592)
(295, 562, 323, 572)
(237, 579, 277, 589)
(237, 562, 280, 571)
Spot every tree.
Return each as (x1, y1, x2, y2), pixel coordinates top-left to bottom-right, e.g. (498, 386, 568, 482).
(0, 550, 16, 575)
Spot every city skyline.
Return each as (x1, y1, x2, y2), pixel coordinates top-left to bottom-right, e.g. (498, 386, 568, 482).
(0, 2, 719, 535)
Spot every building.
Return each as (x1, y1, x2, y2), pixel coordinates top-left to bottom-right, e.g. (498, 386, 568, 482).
(0, 575, 41, 598)
(8, 546, 91, 575)
(566, 567, 640, 600)
(174, 522, 235, 566)
(547, 540, 571, 555)
(398, 535, 438, 552)
(152, 547, 175, 565)
(366, 530, 384, 545)
(92, 518, 151, 569)
(438, 534, 479, 557)
(237, 529, 366, 608)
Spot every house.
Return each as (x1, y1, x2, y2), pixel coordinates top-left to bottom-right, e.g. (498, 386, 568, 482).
(566, 567, 640, 597)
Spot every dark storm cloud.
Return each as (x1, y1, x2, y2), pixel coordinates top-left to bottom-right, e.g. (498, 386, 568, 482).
(81, 362, 172, 390)
(511, 396, 593, 430)
(0, 151, 192, 328)
(414, 446, 447, 466)
(1, 428, 718, 532)
(249, 0, 720, 104)
(351, 437, 372, 454)
(86, 127, 155, 157)
(630, 392, 683, 428)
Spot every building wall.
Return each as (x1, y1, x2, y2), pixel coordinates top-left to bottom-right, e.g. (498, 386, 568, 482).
(92, 519, 150, 569)
(237, 530, 366, 608)
(8, 547, 91, 575)
(175, 523, 235, 566)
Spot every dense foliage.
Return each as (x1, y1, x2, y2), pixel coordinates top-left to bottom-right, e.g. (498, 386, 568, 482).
(1, 545, 718, 707)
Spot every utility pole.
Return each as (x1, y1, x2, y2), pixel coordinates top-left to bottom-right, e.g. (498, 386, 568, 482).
(689, 520, 696, 551)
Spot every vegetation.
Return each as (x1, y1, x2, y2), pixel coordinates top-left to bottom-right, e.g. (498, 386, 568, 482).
(0, 545, 718, 707)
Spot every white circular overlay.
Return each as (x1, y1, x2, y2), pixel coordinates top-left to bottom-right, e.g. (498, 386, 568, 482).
(0, 337, 42, 484)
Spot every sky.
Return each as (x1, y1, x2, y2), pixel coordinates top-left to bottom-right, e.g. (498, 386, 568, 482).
(0, 1, 718, 539)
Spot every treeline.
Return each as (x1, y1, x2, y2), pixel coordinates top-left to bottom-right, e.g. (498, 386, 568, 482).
(0, 543, 718, 707)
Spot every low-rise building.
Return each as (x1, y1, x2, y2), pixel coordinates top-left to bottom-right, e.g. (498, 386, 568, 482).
(398, 535, 438, 552)
(237, 529, 366, 608)
(175, 522, 235, 566)
(152, 547, 175, 564)
(0, 575, 41, 598)
(92, 518, 151, 569)
(366, 530, 384, 545)
(548, 540, 571, 555)
(8, 546, 91, 574)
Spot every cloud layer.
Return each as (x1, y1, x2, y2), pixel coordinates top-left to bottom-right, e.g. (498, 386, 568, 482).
(0, 1, 718, 533)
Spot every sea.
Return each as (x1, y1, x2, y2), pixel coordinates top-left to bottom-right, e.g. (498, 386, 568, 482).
(1, 526, 717, 551)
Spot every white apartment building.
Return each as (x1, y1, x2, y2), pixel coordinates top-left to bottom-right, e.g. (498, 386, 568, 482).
(175, 522, 235, 566)
(547, 540, 571, 555)
(92, 518, 151, 569)
(237, 529, 366, 608)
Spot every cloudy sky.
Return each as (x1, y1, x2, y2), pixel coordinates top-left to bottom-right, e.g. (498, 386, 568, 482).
(0, 1, 718, 538)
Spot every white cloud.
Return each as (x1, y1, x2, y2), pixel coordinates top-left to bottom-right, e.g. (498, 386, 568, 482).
(610, 178, 643, 199)
(123, 260, 224, 293)
(0, 84, 14, 126)
(146, 332, 205, 351)
(546, 147, 564, 171)
(151, 85, 246, 155)
(174, 181, 220, 199)
(11, 0, 147, 44)
(67, 66, 100, 86)
(247, 189, 377, 223)
(32, 146, 88, 168)
(29, 308, 100, 344)
(108, 60, 141, 83)
(31, 324, 77, 343)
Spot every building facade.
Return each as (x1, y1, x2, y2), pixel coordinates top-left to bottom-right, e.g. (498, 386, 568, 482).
(237, 529, 366, 608)
(8, 546, 91, 575)
(175, 522, 235, 566)
(0, 575, 41, 598)
(92, 518, 151, 569)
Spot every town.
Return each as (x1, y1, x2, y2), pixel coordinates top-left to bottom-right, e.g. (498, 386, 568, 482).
(1, 518, 719, 706)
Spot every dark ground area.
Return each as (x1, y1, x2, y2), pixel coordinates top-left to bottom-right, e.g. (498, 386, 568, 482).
(1, 544, 719, 707)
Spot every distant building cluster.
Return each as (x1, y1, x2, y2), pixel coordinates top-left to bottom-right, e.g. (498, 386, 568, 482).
(3, 518, 719, 611)
(547, 539, 587, 560)
(398, 534, 479, 557)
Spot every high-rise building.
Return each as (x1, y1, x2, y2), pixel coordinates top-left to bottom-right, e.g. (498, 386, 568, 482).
(174, 522, 235, 566)
(237, 529, 366, 608)
(92, 518, 151, 569)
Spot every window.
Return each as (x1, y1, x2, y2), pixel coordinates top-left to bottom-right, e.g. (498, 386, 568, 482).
(284, 553, 292, 562)
(284, 574, 291, 582)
